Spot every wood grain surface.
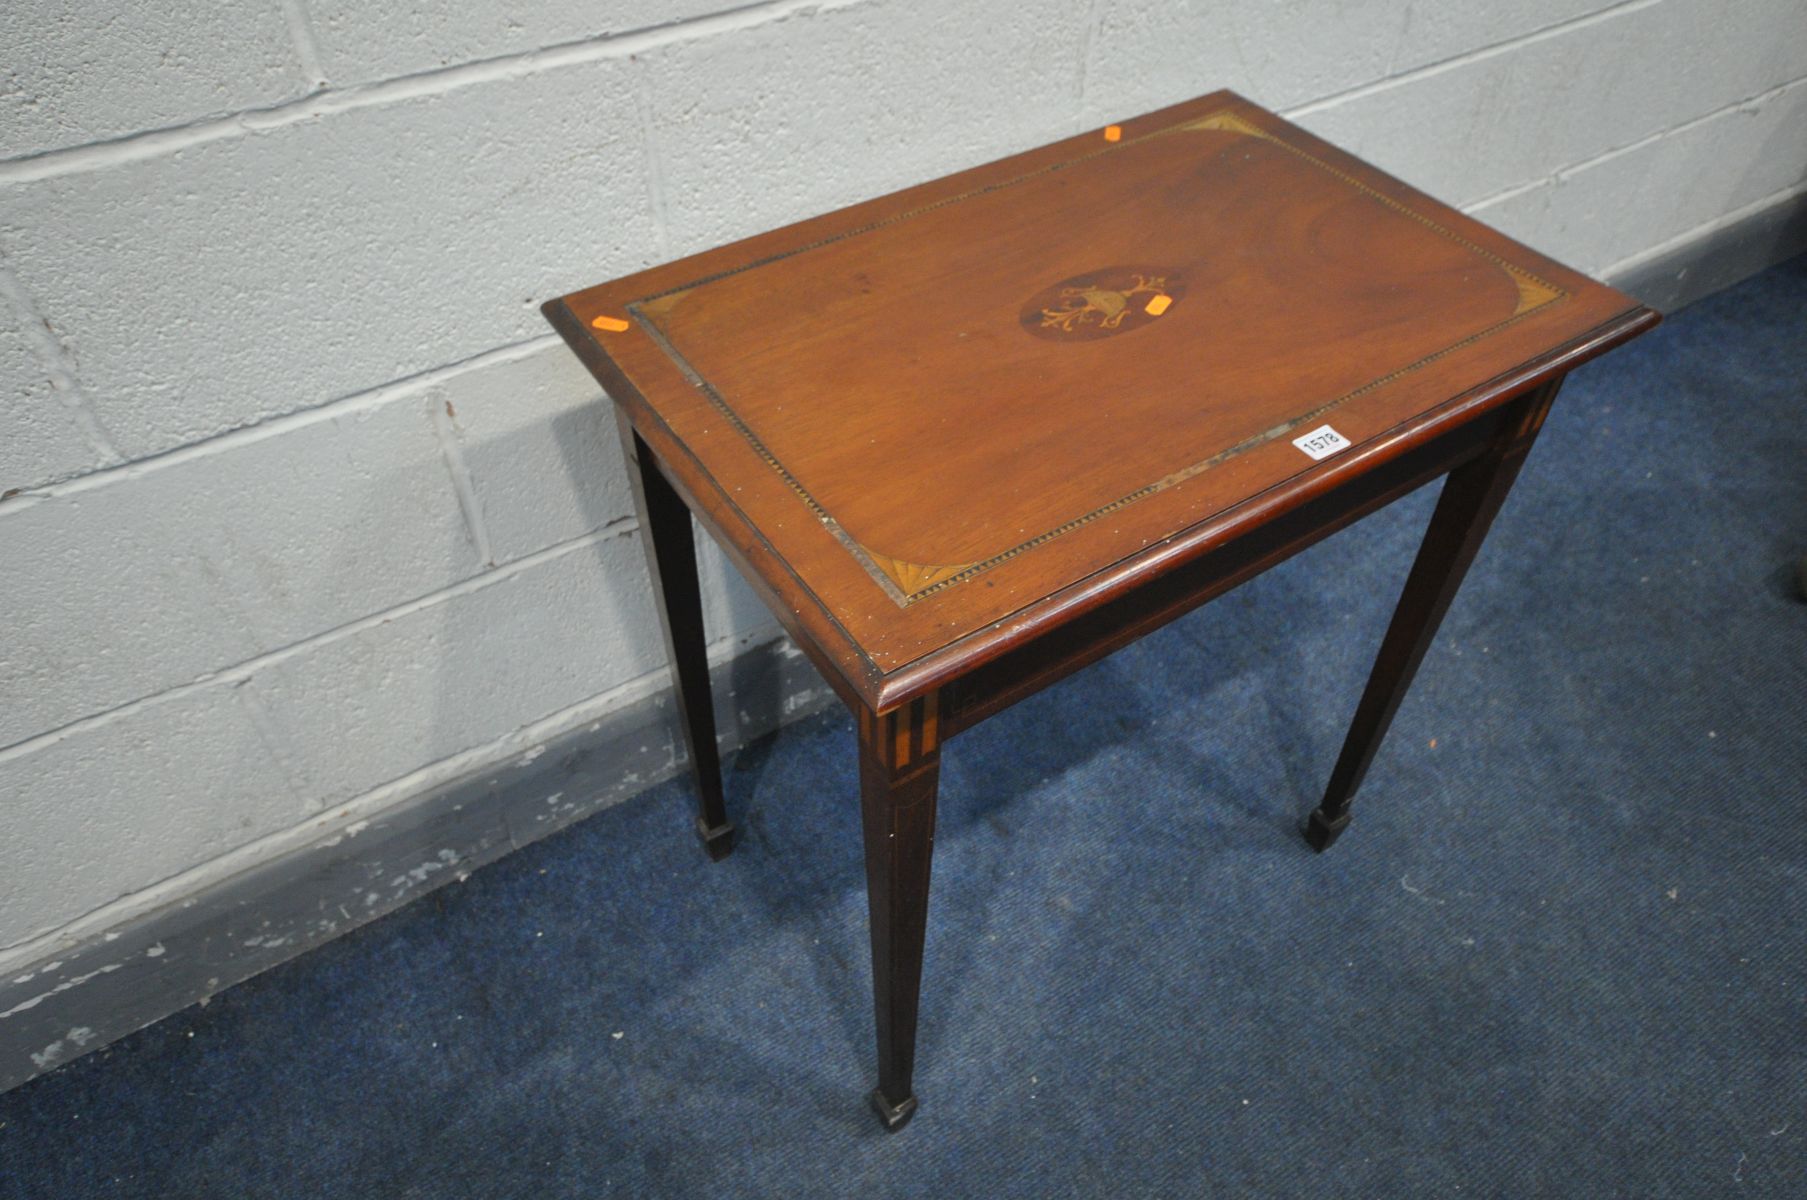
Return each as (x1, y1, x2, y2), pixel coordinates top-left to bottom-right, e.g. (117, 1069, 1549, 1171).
(546, 90, 1657, 711)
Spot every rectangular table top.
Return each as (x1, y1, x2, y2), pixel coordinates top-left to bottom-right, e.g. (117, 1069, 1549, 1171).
(546, 90, 1657, 711)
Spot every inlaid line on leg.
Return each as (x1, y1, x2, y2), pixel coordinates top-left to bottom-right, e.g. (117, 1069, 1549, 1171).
(858, 692, 942, 1130)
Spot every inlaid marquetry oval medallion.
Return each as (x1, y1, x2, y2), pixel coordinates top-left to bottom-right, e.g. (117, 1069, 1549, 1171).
(1021, 265, 1186, 341)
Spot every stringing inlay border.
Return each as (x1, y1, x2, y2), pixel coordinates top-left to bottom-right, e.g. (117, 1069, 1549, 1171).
(623, 107, 1568, 607)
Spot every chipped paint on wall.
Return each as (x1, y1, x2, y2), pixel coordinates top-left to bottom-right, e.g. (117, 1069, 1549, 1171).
(0, 632, 832, 1094)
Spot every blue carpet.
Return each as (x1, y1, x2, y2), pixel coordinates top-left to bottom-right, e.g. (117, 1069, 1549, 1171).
(3, 257, 1805, 1198)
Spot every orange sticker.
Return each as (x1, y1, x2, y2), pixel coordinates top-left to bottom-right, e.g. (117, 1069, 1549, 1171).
(1103, 124, 1122, 142)
(591, 315, 630, 333)
(1144, 293, 1172, 316)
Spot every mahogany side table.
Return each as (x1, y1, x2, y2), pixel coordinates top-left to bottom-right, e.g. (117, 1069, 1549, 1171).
(543, 90, 1659, 1131)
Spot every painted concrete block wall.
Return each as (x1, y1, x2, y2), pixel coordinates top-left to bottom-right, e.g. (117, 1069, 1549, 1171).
(3, 0, 1805, 966)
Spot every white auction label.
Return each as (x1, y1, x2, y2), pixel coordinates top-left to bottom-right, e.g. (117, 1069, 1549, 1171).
(1291, 424, 1352, 461)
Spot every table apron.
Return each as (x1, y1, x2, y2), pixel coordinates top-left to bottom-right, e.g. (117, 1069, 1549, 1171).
(936, 406, 1512, 739)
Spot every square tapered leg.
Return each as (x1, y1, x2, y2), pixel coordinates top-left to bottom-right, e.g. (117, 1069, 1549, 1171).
(1308, 379, 1563, 849)
(618, 410, 734, 860)
(858, 693, 941, 1130)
